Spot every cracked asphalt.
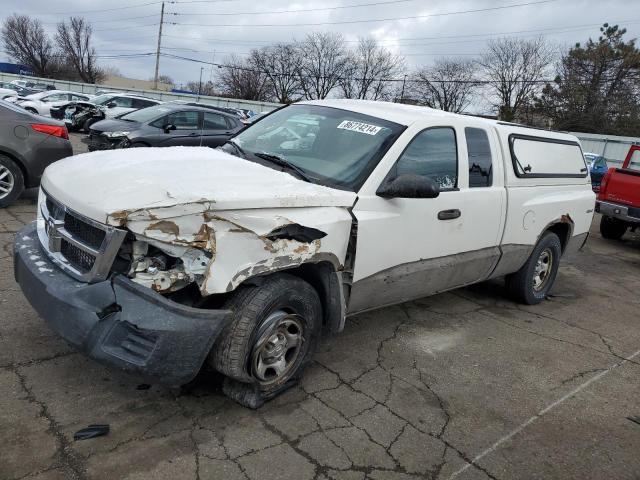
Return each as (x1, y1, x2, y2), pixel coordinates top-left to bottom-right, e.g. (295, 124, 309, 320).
(2, 194, 640, 480)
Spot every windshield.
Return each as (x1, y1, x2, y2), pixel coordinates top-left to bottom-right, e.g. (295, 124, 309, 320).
(229, 104, 404, 191)
(120, 105, 173, 123)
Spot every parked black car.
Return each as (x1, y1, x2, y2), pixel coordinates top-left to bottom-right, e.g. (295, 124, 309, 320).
(169, 101, 250, 123)
(0, 100, 72, 207)
(84, 103, 244, 151)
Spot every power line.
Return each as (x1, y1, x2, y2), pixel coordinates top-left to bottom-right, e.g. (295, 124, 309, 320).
(42, 1, 162, 15)
(169, 0, 558, 28)
(169, 0, 418, 17)
(94, 23, 159, 32)
(159, 51, 558, 84)
(159, 18, 640, 46)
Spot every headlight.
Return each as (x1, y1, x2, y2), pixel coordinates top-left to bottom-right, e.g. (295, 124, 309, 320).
(103, 131, 130, 138)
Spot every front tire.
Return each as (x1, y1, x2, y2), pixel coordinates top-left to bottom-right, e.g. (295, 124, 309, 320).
(599, 216, 627, 240)
(212, 273, 322, 408)
(506, 232, 562, 305)
(0, 155, 25, 208)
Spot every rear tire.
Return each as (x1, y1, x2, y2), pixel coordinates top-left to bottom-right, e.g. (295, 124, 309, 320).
(212, 273, 322, 408)
(0, 155, 25, 208)
(599, 216, 627, 240)
(505, 232, 562, 305)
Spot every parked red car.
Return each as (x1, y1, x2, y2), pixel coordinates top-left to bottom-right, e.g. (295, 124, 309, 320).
(596, 145, 640, 239)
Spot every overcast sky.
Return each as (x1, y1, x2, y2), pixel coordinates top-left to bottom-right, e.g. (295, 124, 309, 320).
(3, 0, 640, 90)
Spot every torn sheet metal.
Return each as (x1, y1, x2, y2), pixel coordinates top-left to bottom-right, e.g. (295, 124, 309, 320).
(123, 206, 352, 295)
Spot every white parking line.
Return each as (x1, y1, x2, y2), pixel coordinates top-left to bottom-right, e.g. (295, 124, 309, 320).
(449, 348, 640, 479)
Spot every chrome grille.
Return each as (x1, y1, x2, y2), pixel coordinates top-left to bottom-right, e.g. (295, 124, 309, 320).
(60, 240, 96, 272)
(37, 190, 127, 283)
(63, 213, 106, 250)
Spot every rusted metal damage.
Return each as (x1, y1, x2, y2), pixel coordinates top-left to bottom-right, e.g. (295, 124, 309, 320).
(109, 205, 349, 296)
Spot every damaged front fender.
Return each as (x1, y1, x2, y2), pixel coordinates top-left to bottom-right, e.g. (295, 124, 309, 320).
(116, 205, 352, 296)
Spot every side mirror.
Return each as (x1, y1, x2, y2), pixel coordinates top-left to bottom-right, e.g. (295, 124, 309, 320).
(163, 124, 177, 133)
(376, 174, 440, 199)
(106, 102, 117, 108)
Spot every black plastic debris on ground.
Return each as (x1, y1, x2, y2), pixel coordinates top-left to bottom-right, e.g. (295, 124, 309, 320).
(136, 383, 151, 390)
(74, 424, 110, 441)
(628, 416, 640, 426)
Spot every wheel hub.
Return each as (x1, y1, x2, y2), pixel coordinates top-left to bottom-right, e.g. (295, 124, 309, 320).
(0, 166, 15, 200)
(251, 311, 304, 385)
(533, 248, 553, 291)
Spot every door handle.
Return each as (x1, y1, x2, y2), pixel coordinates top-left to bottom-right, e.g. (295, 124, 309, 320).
(188, 132, 198, 136)
(438, 209, 461, 220)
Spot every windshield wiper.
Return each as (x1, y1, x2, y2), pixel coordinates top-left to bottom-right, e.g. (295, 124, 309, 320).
(253, 152, 313, 183)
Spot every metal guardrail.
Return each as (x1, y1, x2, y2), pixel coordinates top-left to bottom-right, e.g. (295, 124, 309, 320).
(0, 72, 282, 112)
(572, 132, 640, 167)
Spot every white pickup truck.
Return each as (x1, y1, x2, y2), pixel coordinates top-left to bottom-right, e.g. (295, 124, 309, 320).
(14, 100, 594, 407)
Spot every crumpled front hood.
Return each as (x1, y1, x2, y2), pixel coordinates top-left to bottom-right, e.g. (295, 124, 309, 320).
(41, 146, 357, 224)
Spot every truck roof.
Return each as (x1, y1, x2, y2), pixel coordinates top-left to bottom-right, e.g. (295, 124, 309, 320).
(301, 99, 577, 143)
(301, 99, 467, 127)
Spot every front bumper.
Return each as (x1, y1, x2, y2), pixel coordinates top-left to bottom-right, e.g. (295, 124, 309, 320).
(82, 134, 127, 151)
(14, 223, 232, 386)
(595, 200, 640, 224)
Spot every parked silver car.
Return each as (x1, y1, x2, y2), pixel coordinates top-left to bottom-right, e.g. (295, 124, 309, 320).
(0, 100, 72, 207)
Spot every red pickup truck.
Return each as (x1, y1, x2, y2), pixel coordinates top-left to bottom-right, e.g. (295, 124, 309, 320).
(596, 145, 640, 239)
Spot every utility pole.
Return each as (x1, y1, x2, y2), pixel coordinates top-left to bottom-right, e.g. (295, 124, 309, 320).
(153, 2, 165, 90)
(197, 67, 204, 100)
(399, 74, 407, 103)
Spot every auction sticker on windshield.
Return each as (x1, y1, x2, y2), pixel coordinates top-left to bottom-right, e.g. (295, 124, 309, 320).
(337, 120, 382, 135)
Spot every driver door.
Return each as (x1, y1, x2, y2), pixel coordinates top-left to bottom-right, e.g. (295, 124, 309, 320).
(151, 110, 203, 146)
(348, 124, 505, 313)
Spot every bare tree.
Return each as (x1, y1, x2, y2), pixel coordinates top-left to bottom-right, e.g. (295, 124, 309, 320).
(250, 44, 302, 104)
(56, 17, 103, 83)
(339, 38, 405, 100)
(410, 58, 478, 113)
(479, 37, 554, 121)
(296, 32, 348, 99)
(186, 80, 215, 96)
(1, 15, 54, 77)
(157, 74, 175, 87)
(217, 55, 270, 101)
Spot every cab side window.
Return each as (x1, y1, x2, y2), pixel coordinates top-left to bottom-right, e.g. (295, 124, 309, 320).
(392, 127, 458, 190)
(465, 127, 493, 187)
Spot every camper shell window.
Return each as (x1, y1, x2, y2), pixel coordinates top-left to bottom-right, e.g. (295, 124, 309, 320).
(509, 134, 587, 178)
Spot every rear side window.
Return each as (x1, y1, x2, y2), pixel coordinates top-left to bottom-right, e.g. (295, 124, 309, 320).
(113, 97, 134, 108)
(509, 134, 587, 178)
(465, 127, 492, 187)
(203, 112, 228, 129)
(132, 99, 156, 108)
(393, 127, 458, 190)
